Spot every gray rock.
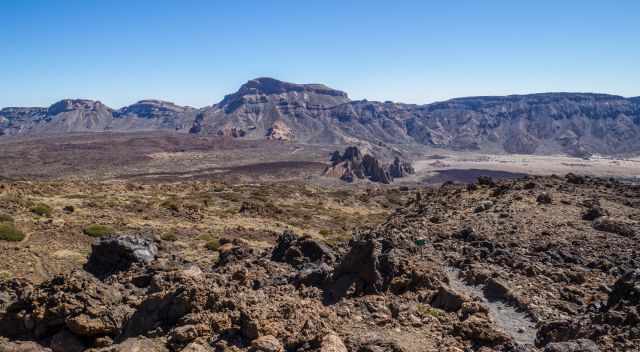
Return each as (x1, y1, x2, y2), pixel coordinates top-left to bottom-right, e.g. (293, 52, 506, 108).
(85, 235, 158, 277)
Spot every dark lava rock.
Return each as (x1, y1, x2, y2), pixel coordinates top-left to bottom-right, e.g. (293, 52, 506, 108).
(85, 235, 158, 278)
(592, 217, 636, 238)
(608, 269, 640, 307)
(581, 206, 608, 221)
(565, 173, 585, 185)
(271, 230, 335, 268)
(537, 192, 553, 204)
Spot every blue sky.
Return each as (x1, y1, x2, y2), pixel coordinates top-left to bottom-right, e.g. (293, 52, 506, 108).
(1, 0, 639, 108)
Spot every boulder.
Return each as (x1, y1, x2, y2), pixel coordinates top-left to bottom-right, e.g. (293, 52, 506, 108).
(537, 192, 553, 204)
(271, 231, 335, 268)
(608, 270, 640, 307)
(85, 235, 157, 278)
(320, 334, 348, 352)
(431, 285, 468, 312)
(592, 217, 636, 238)
(581, 206, 608, 221)
(250, 335, 284, 352)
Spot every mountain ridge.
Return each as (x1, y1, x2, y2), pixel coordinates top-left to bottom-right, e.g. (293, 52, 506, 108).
(2, 78, 640, 156)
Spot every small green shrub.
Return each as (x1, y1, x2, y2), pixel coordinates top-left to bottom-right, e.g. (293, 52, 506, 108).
(0, 222, 25, 241)
(31, 203, 52, 217)
(0, 214, 14, 223)
(205, 239, 220, 251)
(160, 199, 180, 212)
(319, 229, 331, 237)
(161, 233, 178, 242)
(416, 304, 445, 318)
(83, 224, 115, 238)
(0, 270, 12, 281)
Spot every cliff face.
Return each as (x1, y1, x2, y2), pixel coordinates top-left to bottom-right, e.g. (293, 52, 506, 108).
(2, 78, 640, 156)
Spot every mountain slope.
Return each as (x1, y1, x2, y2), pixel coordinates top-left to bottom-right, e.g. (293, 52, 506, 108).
(2, 78, 640, 156)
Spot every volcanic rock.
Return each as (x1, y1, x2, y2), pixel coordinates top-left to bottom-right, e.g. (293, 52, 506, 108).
(85, 235, 158, 278)
(592, 217, 636, 238)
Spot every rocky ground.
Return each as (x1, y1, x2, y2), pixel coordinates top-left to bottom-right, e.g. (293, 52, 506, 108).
(1, 174, 639, 351)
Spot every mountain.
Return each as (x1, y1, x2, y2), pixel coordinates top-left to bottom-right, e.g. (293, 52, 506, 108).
(2, 78, 640, 156)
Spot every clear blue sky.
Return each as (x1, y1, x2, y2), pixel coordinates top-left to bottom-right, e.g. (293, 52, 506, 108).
(1, 0, 639, 108)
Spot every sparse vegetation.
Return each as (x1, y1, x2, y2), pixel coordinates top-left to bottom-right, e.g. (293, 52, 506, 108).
(0, 213, 14, 223)
(30, 203, 52, 217)
(0, 222, 25, 241)
(83, 224, 115, 238)
(205, 239, 220, 251)
(160, 199, 180, 212)
(161, 232, 178, 242)
(416, 304, 445, 319)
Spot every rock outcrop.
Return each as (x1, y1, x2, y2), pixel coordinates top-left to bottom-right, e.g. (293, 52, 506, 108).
(322, 147, 413, 184)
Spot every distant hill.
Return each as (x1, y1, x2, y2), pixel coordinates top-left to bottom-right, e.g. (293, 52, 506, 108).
(2, 77, 640, 156)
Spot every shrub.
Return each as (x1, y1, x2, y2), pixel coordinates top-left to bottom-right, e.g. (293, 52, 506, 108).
(0, 222, 25, 241)
(160, 199, 180, 212)
(205, 239, 220, 251)
(416, 304, 445, 318)
(83, 224, 115, 238)
(0, 213, 14, 223)
(31, 203, 52, 217)
(161, 233, 178, 242)
(63, 205, 75, 213)
(319, 229, 331, 237)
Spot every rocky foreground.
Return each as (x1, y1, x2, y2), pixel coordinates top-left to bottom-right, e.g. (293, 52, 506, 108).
(1, 175, 640, 351)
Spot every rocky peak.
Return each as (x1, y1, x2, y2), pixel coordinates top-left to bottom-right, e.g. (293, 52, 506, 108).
(235, 77, 348, 98)
(47, 99, 111, 116)
(216, 77, 350, 113)
(115, 100, 192, 118)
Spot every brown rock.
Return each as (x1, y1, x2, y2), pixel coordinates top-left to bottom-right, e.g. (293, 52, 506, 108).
(250, 335, 284, 352)
(431, 285, 468, 312)
(320, 333, 348, 352)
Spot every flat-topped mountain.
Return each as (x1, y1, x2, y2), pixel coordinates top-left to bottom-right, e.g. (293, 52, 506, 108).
(2, 78, 640, 156)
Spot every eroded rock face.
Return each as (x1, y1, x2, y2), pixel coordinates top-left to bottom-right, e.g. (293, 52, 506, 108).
(322, 147, 413, 184)
(85, 235, 158, 278)
(388, 157, 415, 178)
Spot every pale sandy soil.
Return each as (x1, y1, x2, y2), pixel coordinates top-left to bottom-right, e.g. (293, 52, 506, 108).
(413, 151, 640, 179)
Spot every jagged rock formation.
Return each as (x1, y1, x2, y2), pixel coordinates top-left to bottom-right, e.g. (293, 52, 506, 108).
(2, 78, 640, 156)
(322, 147, 413, 184)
